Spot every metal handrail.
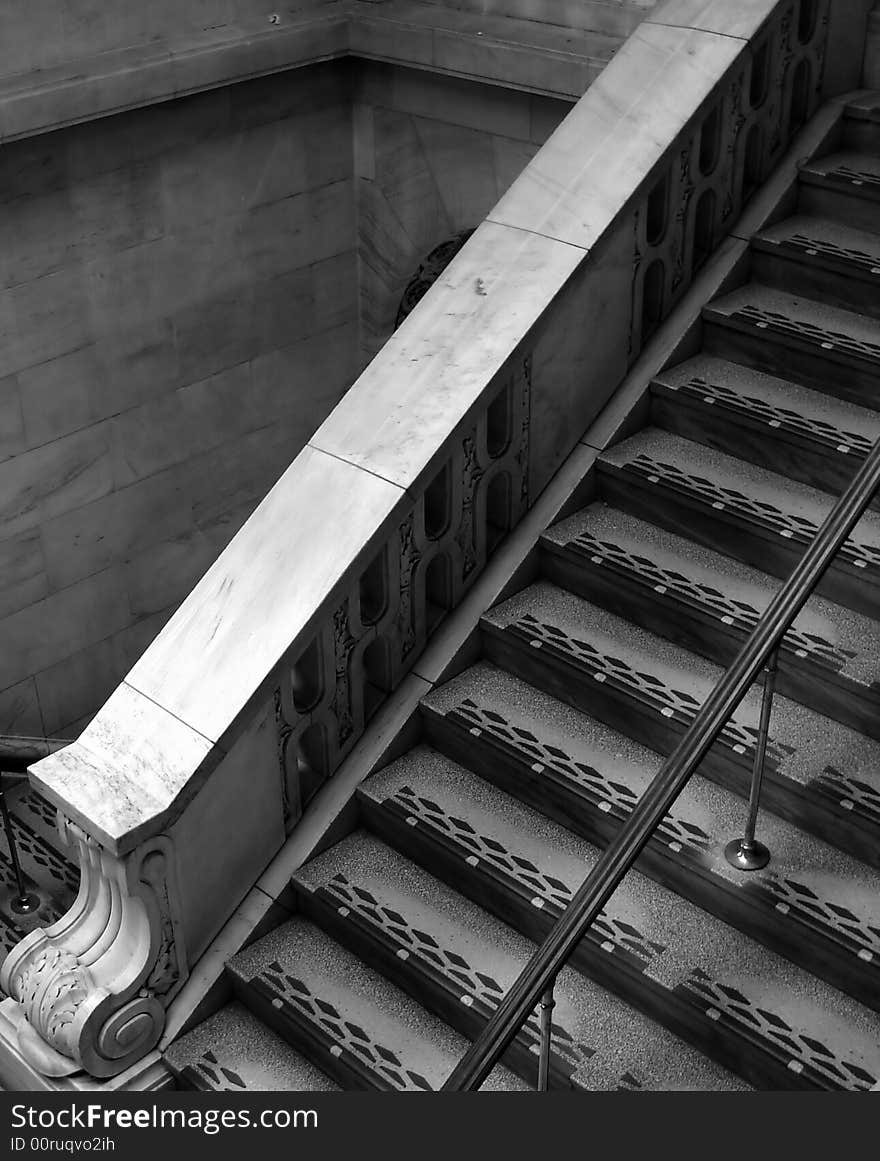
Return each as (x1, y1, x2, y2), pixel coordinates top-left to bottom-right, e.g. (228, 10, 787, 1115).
(442, 435, 880, 1090)
(0, 734, 70, 772)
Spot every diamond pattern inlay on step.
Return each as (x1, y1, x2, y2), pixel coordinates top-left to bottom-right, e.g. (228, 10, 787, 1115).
(755, 214, 880, 280)
(448, 696, 713, 858)
(505, 610, 790, 766)
(315, 869, 600, 1084)
(659, 374, 875, 459)
(730, 304, 880, 362)
(601, 429, 880, 577)
(388, 783, 665, 970)
(165, 1002, 339, 1092)
(802, 150, 880, 193)
(231, 920, 527, 1091)
(683, 971, 878, 1090)
(555, 524, 856, 674)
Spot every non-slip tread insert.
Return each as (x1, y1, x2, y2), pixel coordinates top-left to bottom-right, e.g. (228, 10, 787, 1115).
(599, 428, 880, 574)
(164, 1002, 339, 1092)
(423, 661, 880, 971)
(705, 283, 880, 363)
(230, 919, 528, 1091)
(483, 580, 880, 812)
(363, 748, 880, 1089)
(800, 149, 880, 192)
(542, 501, 880, 686)
(754, 213, 880, 279)
(652, 353, 880, 461)
(295, 831, 750, 1091)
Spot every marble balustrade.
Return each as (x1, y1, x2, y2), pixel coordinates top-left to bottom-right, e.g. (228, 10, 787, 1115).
(0, 0, 869, 1082)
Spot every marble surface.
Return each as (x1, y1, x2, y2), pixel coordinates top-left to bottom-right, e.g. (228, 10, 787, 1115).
(313, 217, 584, 489)
(30, 680, 214, 853)
(488, 21, 743, 250)
(0, 66, 359, 739)
(644, 0, 777, 40)
(353, 67, 563, 364)
(126, 445, 409, 747)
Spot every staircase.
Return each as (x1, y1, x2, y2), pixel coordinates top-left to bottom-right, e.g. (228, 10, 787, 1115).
(39, 98, 880, 1091)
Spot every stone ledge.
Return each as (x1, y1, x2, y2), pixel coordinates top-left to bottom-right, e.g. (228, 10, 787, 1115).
(0, 0, 621, 144)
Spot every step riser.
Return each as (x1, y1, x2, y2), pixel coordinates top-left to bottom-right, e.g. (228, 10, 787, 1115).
(702, 319, 879, 408)
(649, 388, 877, 513)
(797, 181, 880, 237)
(749, 248, 880, 320)
(596, 463, 880, 620)
(358, 791, 823, 1090)
(292, 882, 583, 1091)
(421, 706, 880, 1013)
(540, 543, 880, 742)
(480, 623, 880, 872)
(841, 117, 880, 156)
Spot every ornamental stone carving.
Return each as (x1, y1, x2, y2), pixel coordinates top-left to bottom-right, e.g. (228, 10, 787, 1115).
(0, 820, 185, 1078)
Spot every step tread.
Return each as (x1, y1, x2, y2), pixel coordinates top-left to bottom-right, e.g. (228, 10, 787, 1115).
(844, 96, 880, 126)
(229, 919, 529, 1091)
(599, 427, 880, 573)
(164, 1001, 339, 1092)
(754, 213, 880, 278)
(423, 660, 880, 969)
(362, 747, 880, 1089)
(654, 353, 880, 449)
(705, 284, 880, 360)
(294, 831, 750, 1091)
(800, 149, 880, 193)
(542, 500, 880, 687)
(483, 579, 880, 809)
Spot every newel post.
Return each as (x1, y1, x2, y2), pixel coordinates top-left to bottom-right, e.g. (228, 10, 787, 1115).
(0, 817, 186, 1079)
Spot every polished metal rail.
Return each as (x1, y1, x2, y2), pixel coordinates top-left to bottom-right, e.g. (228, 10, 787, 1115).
(0, 733, 69, 772)
(442, 436, 880, 1091)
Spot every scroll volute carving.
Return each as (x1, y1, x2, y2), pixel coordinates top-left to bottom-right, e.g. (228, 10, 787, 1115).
(0, 820, 186, 1079)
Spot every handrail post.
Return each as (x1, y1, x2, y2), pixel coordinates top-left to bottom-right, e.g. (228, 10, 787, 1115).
(537, 979, 556, 1091)
(724, 646, 779, 871)
(0, 778, 40, 916)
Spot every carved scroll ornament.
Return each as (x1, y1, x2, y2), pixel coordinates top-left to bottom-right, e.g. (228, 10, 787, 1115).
(0, 820, 185, 1078)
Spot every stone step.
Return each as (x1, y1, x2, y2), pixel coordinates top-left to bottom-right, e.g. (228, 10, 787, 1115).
(227, 918, 529, 1091)
(649, 353, 880, 508)
(596, 428, 880, 619)
(841, 99, 880, 156)
(540, 501, 880, 738)
(0, 780, 79, 971)
(164, 1001, 339, 1092)
(703, 283, 880, 406)
(419, 661, 880, 1010)
(358, 747, 880, 1091)
(292, 830, 750, 1091)
(479, 581, 880, 872)
(798, 149, 880, 235)
(750, 214, 880, 318)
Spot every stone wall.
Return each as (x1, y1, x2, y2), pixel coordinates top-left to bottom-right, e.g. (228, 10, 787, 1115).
(0, 61, 357, 739)
(0, 2, 336, 77)
(0, 54, 572, 741)
(414, 1, 656, 36)
(353, 62, 571, 367)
